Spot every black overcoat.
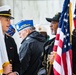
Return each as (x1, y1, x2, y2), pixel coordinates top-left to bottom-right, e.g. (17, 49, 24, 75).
(19, 31, 46, 75)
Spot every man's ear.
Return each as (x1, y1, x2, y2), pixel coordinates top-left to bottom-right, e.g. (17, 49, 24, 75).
(0, 16, 1, 19)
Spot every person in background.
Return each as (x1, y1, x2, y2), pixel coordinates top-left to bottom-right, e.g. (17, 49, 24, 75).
(72, 29, 76, 75)
(72, 22, 76, 75)
(0, 5, 20, 75)
(44, 12, 61, 75)
(15, 20, 46, 75)
(35, 25, 50, 41)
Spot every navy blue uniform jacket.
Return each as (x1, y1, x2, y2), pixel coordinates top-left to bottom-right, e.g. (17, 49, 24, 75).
(5, 34, 20, 74)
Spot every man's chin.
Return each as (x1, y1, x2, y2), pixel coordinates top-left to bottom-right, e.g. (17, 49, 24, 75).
(51, 30, 56, 35)
(51, 32, 55, 35)
(5, 29, 9, 32)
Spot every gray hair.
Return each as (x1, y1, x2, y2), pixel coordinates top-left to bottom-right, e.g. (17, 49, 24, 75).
(27, 26, 36, 31)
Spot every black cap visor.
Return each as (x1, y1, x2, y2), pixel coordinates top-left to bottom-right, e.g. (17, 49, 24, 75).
(46, 18, 59, 22)
(0, 15, 14, 19)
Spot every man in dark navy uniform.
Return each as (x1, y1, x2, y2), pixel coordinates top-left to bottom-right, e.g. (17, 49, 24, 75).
(0, 5, 20, 75)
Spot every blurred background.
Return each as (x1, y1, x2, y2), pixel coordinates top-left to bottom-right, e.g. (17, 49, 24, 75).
(0, 0, 75, 50)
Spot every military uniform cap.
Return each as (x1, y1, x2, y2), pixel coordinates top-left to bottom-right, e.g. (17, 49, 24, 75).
(46, 12, 61, 22)
(0, 5, 14, 19)
(15, 20, 34, 32)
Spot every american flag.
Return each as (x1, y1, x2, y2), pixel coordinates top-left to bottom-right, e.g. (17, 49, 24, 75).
(53, 0, 72, 75)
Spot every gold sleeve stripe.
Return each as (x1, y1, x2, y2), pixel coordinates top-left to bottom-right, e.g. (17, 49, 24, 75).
(2, 62, 10, 68)
(0, 69, 3, 74)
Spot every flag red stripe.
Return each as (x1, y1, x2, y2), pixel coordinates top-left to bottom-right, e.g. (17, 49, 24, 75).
(53, 68, 60, 75)
(62, 53, 68, 75)
(74, 19, 76, 28)
(53, 34, 60, 52)
(55, 34, 60, 40)
(58, 39, 63, 48)
(53, 45, 58, 52)
(55, 54, 61, 65)
(69, 49, 72, 68)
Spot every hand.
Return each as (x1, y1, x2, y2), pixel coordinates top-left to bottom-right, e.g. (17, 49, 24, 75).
(3, 64, 12, 74)
(47, 51, 56, 64)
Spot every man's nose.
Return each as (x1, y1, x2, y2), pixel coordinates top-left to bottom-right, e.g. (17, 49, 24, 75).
(8, 19, 11, 25)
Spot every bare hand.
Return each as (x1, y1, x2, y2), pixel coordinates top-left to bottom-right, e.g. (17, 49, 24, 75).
(3, 64, 12, 74)
(47, 51, 56, 64)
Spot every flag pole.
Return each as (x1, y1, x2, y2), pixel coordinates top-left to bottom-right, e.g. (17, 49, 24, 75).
(69, 1, 73, 44)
